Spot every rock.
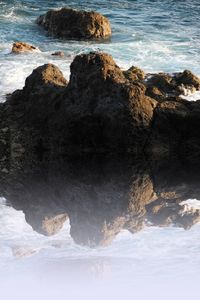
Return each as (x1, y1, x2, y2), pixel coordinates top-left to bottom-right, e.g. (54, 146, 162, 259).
(42, 214, 68, 236)
(12, 42, 40, 54)
(8, 51, 156, 160)
(24, 63, 68, 90)
(3, 51, 200, 162)
(66, 52, 156, 153)
(146, 101, 189, 158)
(146, 198, 200, 230)
(36, 7, 112, 40)
(175, 70, 200, 91)
(51, 51, 65, 57)
(123, 66, 145, 82)
(145, 70, 200, 101)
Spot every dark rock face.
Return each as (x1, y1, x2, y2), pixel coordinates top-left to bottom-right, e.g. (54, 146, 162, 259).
(66, 52, 156, 153)
(2, 51, 200, 164)
(11, 42, 40, 54)
(7, 52, 157, 162)
(36, 8, 112, 40)
(145, 70, 200, 101)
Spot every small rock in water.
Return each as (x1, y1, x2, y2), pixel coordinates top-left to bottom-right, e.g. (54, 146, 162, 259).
(11, 42, 40, 54)
(51, 51, 65, 57)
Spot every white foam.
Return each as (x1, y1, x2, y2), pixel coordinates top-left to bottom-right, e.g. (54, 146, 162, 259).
(181, 91, 200, 101)
(180, 198, 200, 210)
(0, 49, 71, 102)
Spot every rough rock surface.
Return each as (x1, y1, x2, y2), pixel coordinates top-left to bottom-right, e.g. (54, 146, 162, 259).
(2, 51, 200, 163)
(12, 42, 40, 54)
(145, 70, 200, 101)
(36, 7, 111, 40)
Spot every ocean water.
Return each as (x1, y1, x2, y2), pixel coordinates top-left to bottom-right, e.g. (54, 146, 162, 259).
(1, 1, 200, 299)
(1, 0, 200, 101)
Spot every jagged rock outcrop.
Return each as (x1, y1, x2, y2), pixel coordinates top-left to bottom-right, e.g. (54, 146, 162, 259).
(2, 51, 200, 164)
(145, 70, 200, 101)
(11, 42, 40, 54)
(7, 52, 157, 162)
(36, 8, 112, 40)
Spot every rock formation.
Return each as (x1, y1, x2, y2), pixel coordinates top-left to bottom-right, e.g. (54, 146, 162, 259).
(11, 42, 40, 54)
(4, 51, 200, 164)
(36, 8, 112, 40)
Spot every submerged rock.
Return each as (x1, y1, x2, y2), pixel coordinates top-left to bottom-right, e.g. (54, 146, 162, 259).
(11, 42, 40, 54)
(36, 7, 112, 40)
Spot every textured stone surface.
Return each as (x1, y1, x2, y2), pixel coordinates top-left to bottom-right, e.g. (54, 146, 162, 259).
(12, 42, 40, 53)
(37, 7, 111, 40)
(2, 51, 200, 164)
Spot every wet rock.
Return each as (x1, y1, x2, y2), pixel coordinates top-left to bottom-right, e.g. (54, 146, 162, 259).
(36, 7, 112, 40)
(12, 42, 40, 54)
(2, 51, 200, 162)
(123, 66, 145, 82)
(51, 51, 65, 57)
(24, 63, 68, 90)
(146, 198, 200, 230)
(42, 214, 68, 236)
(175, 70, 200, 91)
(7, 52, 156, 159)
(145, 70, 200, 101)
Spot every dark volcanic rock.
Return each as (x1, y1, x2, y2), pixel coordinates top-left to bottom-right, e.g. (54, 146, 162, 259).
(66, 52, 156, 154)
(2, 51, 200, 163)
(145, 70, 200, 101)
(7, 52, 156, 161)
(36, 7, 112, 40)
(123, 66, 145, 82)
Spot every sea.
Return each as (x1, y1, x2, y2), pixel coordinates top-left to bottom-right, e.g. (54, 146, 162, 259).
(1, 1, 200, 299)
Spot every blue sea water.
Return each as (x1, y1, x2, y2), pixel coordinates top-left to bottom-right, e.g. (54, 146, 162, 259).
(1, 0, 200, 101)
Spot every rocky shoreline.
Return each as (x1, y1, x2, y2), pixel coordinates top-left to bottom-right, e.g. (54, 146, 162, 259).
(1, 7, 200, 167)
(1, 50, 200, 167)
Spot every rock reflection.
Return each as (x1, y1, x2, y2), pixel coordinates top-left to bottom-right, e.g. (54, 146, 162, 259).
(1, 158, 200, 247)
